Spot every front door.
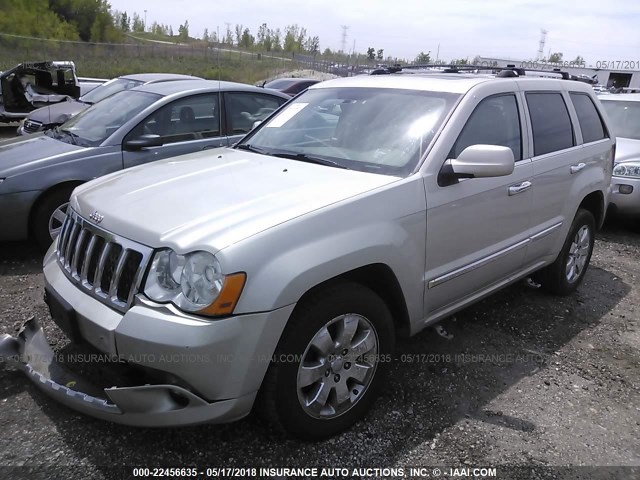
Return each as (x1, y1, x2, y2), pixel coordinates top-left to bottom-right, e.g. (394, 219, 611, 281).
(122, 93, 226, 169)
(423, 92, 533, 318)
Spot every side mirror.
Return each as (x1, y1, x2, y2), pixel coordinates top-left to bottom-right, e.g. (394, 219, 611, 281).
(124, 134, 163, 151)
(450, 144, 515, 178)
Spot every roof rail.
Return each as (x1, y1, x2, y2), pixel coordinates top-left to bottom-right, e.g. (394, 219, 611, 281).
(371, 63, 591, 82)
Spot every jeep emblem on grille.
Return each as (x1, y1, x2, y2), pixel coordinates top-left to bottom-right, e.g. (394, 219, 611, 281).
(89, 211, 104, 224)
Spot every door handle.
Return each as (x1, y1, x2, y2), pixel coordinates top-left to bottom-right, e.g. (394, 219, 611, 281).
(570, 162, 586, 174)
(508, 181, 532, 196)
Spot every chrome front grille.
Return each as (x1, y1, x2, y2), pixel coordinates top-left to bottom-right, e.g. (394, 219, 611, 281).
(23, 119, 43, 133)
(56, 209, 153, 313)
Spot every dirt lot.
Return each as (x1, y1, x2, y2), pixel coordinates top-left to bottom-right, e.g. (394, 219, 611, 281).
(0, 124, 639, 479)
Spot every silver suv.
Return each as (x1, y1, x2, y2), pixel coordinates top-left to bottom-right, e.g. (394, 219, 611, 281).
(1, 73, 614, 439)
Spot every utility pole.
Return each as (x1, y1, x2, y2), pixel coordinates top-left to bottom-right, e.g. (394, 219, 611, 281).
(340, 25, 349, 54)
(537, 29, 547, 61)
(144, 10, 147, 32)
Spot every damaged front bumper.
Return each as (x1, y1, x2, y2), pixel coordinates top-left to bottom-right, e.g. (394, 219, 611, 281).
(0, 317, 255, 427)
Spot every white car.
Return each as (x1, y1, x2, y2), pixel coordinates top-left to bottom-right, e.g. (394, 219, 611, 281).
(599, 93, 640, 224)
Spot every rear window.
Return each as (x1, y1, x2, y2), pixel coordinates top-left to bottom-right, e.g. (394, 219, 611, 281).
(526, 92, 575, 156)
(570, 93, 607, 143)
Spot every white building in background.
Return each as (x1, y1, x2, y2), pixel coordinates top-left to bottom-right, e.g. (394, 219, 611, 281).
(476, 57, 640, 89)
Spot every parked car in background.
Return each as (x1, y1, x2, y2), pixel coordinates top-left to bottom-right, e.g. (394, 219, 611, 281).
(263, 77, 320, 96)
(599, 93, 640, 224)
(18, 73, 201, 135)
(0, 61, 83, 123)
(0, 79, 289, 249)
(0, 73, 613, 439)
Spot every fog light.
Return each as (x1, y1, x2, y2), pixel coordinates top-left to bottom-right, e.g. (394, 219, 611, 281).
(619, 184, 634, 195)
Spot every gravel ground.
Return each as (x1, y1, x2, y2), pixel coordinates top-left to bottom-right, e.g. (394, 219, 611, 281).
(0, 125, 639, 479)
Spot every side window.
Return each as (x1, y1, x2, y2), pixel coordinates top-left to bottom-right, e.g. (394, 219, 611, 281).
(127, 93, 220, 145)
(569, 93, 607, 143)
(526, 92, 575, 156)
(226, 92, 287, 134)
(451, 94, 522, 161)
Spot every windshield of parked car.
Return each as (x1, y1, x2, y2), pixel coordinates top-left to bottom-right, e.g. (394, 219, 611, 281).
(80, 77, 145, 104)
(49, 90, 159, 146)
(601, 100, 640, 140)
(264, 79, 298, 89)
(238, 87, 460, 176)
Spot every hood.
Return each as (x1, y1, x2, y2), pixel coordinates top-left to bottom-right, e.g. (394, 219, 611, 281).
(72, 148, 399, 252)
(614, 137, 640, 163)
(0, 134, 87, 177)
(26, 99, 87, 125)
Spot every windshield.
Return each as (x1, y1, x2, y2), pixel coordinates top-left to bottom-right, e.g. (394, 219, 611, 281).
(265, 79, 298, 89)
(601, 100, 640, 140)
(239, 87, 460, 176)
(80, 77, 145, 104)
(51, 90, 159, 146)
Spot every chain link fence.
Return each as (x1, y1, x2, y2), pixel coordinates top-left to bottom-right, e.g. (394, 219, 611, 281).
(0, 33, 366, 83)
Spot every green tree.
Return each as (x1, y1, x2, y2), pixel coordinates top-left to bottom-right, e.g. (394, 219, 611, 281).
(240, 28, 254, 48)
(131, 12, 144, 32)
(415, 51, 431, 63)
(234, 24, 243, 45)
(178, 20, 189, 41)
(376, 49, 384, 61)
(573, 55, 585, 65)
(548, 52, 563, 63)
(0, 0, 78, 40)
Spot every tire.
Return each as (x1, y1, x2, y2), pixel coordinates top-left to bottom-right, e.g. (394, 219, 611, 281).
(259, 281, 395, 439)
(533, 208, 596, 296)
(32, 187, 75, 252)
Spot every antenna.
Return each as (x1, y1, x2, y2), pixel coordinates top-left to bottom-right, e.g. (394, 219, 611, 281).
(537, 29, 547, 61)
(340, 25, 349, 54)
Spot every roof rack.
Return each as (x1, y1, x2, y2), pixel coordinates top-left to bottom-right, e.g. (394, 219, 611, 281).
(370, 63, 595, 83)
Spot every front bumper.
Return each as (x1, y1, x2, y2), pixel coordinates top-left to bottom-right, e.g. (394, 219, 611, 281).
(0, 248, 295, 427)
(610, 176, 640, 217)
(0, 318, 256, 427)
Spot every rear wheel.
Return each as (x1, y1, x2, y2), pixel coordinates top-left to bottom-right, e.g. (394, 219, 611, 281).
(534, 208, 595, 295)
(259, 281, 395, 439)
(32, 187, 75, 252)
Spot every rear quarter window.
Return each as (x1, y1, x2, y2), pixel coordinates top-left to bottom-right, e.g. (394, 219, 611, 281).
(526, 92, 575, 156)
(569, 93, 607, 143)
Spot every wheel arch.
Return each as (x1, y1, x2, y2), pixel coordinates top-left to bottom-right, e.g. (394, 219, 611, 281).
(294, 263, 411, 338)
(28, 180, 84, 235)
(578, 190, 606, 229)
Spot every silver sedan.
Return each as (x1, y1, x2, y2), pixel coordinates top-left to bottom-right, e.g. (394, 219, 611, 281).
(0, 79, 289, 249)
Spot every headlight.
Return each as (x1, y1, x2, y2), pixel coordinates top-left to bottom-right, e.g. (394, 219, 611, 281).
(613, 163, 640, 178)
(144, 249, 246, 316)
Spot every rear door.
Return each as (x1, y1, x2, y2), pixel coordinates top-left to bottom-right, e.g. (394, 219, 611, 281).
(522, 89, 610, 267)
(423, 87, 534, 317)
(122, 93, 225, 169)
(224, 91, 288, 145)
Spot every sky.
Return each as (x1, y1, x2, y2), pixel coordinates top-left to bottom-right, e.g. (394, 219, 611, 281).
(107, 0, 640, 65)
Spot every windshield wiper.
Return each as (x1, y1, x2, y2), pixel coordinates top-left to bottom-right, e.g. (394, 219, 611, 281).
(235, 143, 267, 154)
(270, 151, 347, 169)
(58, 127, 79, 145)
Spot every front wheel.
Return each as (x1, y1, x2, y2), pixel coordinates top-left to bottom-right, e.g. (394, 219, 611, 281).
(534, 208, 596, 295)
(259, 281, 395, 439)
(32, 187, 75, 252)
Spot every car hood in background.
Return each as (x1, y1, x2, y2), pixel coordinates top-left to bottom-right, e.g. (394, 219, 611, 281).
(0, 134, 87, 177)
(615, 137, 640, 163)
(72, 148, 399, 252)
(26, 99, 87, 125)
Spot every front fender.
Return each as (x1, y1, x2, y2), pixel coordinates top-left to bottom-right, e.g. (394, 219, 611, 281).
(218, 176, 427, 324)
